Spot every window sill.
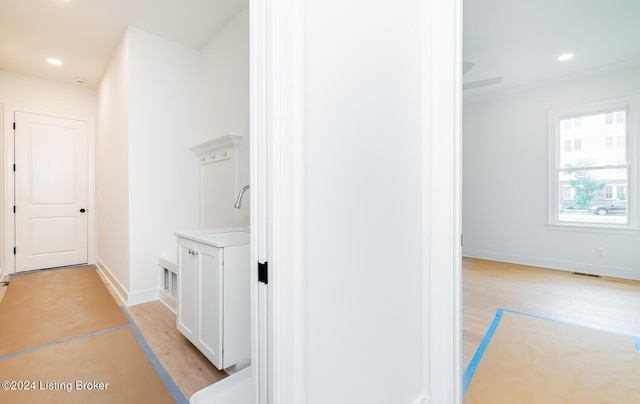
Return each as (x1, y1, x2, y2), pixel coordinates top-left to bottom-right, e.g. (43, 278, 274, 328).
(546, 222, 640, 235)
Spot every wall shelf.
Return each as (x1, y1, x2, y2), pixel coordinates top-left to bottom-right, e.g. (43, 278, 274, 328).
(191, 135, 243, 164)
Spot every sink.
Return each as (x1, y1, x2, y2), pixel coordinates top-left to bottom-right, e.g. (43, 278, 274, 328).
(175, 229, 250, 248)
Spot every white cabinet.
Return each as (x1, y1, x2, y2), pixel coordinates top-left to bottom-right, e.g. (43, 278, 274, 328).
(176, 234, 250, 371)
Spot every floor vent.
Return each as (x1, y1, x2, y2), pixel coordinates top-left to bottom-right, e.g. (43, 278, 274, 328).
(163, 268, 178, 298)
(158, 255, 178, 313)
(573, 272, 601, 278)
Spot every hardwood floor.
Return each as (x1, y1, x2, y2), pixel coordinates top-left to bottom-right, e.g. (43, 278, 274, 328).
(463, 257, 640, 369)
(5, 260, 639, 398)
(135, 257, 640, 393)
(95, 270, 228, 399)
(126, 301, 228, 398)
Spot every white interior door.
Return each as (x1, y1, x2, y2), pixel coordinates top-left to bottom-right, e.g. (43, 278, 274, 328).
(14, 111, 88, 272)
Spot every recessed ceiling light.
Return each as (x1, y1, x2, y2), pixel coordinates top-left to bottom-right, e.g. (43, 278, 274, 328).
(46, 58, 63, 65)
(558, 53, 574, 62)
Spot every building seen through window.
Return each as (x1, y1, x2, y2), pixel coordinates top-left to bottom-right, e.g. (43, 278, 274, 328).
(557, 110, 628, 225)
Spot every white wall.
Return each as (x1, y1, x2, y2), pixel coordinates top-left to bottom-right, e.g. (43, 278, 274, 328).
(96, 28, 203, 303)
(96, 12, 249, 304)
(96, 35, 131, 291)
(2, 11, 248, 302)
(303, 0, 424, 402)
(463, 65, 640, 279)
(0, 71, 96, 117)
(198, 7, 250, 228)
(1, 70, 97, 276)
(126, 28, 202, 300)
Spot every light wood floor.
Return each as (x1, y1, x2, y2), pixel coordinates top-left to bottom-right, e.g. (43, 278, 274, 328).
(463, 257, 640, 368)
(95, 274, 228, 399)
(5, 259, 640, 398)
(125, 301, 228, 398)
(128, 258, 640, 392)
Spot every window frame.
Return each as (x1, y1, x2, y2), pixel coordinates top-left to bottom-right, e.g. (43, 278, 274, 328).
(548, 96, 640, 234)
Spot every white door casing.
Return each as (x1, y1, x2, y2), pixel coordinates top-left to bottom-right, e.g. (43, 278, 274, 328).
(250, 0, 307, 402)
(14, 112, 89, 272)
(251, 0, 461, 403)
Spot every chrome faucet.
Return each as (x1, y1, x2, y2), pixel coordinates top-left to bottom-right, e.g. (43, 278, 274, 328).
(234, 185, 250, 209)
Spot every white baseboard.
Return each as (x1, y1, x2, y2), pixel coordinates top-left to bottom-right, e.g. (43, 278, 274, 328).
(462, 249, 640, 281)
(159, 290, 177, 314)
(128, 288, 160, 306)
(95, 257, 160, 306)
(95, 257, 128, 305)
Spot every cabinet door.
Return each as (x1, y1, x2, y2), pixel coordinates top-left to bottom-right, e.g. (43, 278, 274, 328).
(177, 238, 198, 343)
(197, 244, 224, 369)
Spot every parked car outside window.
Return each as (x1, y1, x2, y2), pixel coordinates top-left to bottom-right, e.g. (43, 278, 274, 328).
(589, 200, 627, 215)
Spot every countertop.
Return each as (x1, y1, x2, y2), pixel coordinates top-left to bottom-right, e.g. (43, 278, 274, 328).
(175, 228, 250, 248)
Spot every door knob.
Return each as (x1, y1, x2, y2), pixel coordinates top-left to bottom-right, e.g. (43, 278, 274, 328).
(80, 209, 86, 213)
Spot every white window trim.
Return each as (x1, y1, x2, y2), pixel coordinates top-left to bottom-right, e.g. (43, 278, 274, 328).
(547, 96, 640, 234)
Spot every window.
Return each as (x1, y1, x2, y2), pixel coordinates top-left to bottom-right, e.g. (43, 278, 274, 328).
(617, 185, 626, 200)
(574, 139, 582, 152)
(605, 185, 613, 199)
(548, 96, 639, 231)
(605, 136, 614, 150)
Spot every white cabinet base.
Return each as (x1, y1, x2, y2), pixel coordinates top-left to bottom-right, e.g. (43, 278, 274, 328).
(176, 233, 250, 371)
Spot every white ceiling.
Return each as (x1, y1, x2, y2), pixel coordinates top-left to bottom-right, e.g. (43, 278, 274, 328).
(0, 0, 247, 89)
(463, 0, 640, 100)
(2, 1, 639, 95)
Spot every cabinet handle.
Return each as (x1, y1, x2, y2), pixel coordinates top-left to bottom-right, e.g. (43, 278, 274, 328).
(188, 249, 199, 256)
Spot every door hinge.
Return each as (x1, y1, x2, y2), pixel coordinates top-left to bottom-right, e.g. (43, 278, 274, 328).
(13, 122, 15, 130)
(13, 164, 15, 172)
(13, 247, 16, 255)
(258, 261, 268, 284)
(13, 206, 15, 213)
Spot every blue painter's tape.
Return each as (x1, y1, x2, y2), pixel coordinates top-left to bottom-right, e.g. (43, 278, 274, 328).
(0, 324, 130, 361)
(634, 337, 640, 354)
(120, 307, 188, 404)
(462, 308, 504, 396)
(1, 305, 187, 403)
